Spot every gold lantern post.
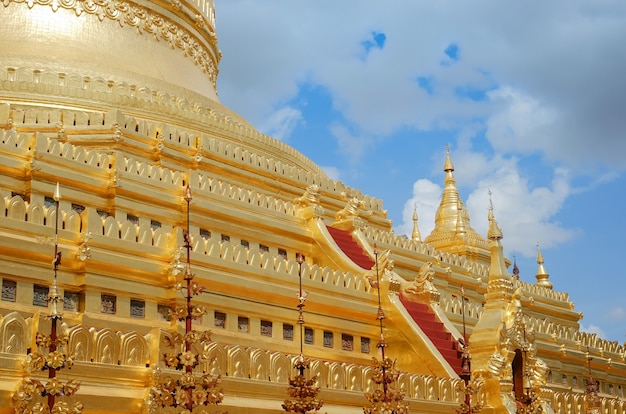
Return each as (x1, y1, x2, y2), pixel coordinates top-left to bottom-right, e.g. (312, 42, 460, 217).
(584, 349, 602, 414)
(282, 253, 323, 413)
(13, 183, 83, 414)
(363, 246, 409, 414)
(149, 185, 224, 413)
(515, 322, 543, 414)
(455, 286, 483, 414)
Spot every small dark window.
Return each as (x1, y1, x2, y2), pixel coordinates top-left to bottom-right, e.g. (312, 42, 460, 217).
(150, 220, 161, 230)
(214, 311, 226, 328)
(304, 327, 314, 345)
(238, 316, 249, 333)
(97, 209, 110, 218)
(323, 331, 333, 348)
(1, 280, 17, 302)
(241, 240, 250, 249)
(127, 214, 139, 225)
(64, 291, 81, 312)
(130, 299, 145, 318)
(259, 244, 269, 253)
(44, 196, 55, 208)
(33, 285, 49, 307)
(101, 294, 116, 314)
(283, 324, 294, 341)
(221, 234, 230, 243)
(261, 320, 273, 337)
(200, 229, 211, 239)
(361, 337, 371, 354)
(278, 248, 287, 260)
(342, 334, 354, 351)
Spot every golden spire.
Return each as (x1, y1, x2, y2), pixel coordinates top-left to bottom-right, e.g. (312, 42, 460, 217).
(444, 143, 455, 172)
(411, 206, 421, 242)
(535, 243, 553, 289)
(424, 146, 487, 255)
(487, 190, 503, 241)
(487, 194, 510, 281)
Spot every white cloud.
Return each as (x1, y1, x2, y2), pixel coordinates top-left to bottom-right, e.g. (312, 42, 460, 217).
(217, 0, 626, 169)
(465, 159, 580, 258)
(329, 123, 372, 164)
(321, 166, 341, 181)
(258, 106, 303, 141)
(608, 307, 626, 322)
(397, 179, 442, 239)
(485, 86, 560, 156)
(579, 324, 607, 340)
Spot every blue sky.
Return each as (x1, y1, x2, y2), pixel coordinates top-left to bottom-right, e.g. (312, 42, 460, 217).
(214, 0, 626, 343)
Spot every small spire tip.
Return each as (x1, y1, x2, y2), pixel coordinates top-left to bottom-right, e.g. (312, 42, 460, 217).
(53, 182, 61, 201)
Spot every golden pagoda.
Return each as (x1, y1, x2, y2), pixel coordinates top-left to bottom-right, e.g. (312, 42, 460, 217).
(0, 1, 625, 413)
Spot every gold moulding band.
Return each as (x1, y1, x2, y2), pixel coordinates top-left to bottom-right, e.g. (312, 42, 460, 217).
(0, 0, 220, 90)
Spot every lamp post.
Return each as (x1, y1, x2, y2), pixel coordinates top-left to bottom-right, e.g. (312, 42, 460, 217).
(282, 253, 323, 413)
(363, 246, 409, 414)
(455, 287, 482, 414)
(515, 322, 543, 414)
(13, 183, 83, 414)
(584, 349, 602, 414)
(149, 185, 224, 413)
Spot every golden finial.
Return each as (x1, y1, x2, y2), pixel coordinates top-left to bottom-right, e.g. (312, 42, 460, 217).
(444, 144, 455, 172)
(411, 205, 421, 242)
(487, 190, 503, 241)
(535, 242, 552, 289)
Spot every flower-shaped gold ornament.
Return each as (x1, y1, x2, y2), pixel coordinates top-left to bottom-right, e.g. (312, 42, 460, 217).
(172, 305, 188, 321)
(191, 305, 206, 319)
(163, 353, 179, 368)
(46, 351, 67, 370)
(179, 351, 197, 367)
(44, 378, 64, 396)
(24, 352, 47, 371)
(36, 333, 51, 348)
(184, 330, 201, 345)
(179, 372, 196, 388)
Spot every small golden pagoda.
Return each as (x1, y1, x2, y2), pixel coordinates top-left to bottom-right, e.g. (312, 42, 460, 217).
(0, 1, 624, 413)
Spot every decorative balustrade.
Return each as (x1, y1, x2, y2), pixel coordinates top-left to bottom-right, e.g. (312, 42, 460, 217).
(363, 227, 490, 279)
(0, 101, 389, 219)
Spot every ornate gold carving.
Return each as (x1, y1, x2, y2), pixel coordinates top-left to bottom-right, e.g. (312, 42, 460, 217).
(335, 197, 367, 222)
(398, 261, 440, 303)
(294, 184, 325, 219)
(487, 351, 506, 378)
(76, 232, 92, 261)
(1, 0, 219, 89)
(294, 184, 321, 207)
(405, 262, 436, 295)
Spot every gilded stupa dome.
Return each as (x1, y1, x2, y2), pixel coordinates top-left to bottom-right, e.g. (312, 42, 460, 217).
(0, 0, 220, 101)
